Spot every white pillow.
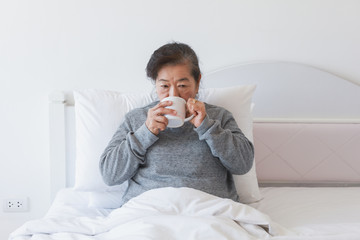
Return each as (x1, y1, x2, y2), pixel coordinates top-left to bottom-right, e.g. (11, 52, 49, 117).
(198, 86, 261, 204)
(73, 85, 261, 208)
(73, 90, 155, 192)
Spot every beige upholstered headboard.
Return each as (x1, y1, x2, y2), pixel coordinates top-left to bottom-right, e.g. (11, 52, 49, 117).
(203, 61, 360, 186)
(254, 122, 360, 186)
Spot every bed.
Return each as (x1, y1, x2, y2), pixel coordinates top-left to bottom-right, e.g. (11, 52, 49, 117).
(10, 62, 360, 240)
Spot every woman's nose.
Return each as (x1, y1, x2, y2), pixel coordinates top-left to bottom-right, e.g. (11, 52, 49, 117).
(169, 87, 179, 97)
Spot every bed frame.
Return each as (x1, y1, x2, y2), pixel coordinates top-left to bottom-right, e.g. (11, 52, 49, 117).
(49, 61, 360, 199)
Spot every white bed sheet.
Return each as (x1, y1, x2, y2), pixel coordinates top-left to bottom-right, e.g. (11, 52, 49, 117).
(10, 187, 360, 240)
(252, 187, 360, 237)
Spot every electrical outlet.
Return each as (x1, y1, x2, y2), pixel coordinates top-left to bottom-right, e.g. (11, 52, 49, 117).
(3, 198, 29, 212)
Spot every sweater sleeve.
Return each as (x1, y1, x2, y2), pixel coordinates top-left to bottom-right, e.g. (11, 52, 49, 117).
(194, 109, 254, 175)
(99, 115, 158, 186)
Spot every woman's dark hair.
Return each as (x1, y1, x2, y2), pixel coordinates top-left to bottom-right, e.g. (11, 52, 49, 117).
(146, 42, 201, 83)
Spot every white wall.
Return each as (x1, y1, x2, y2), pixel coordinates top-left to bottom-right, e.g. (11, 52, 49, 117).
(1, 0, 359, 238)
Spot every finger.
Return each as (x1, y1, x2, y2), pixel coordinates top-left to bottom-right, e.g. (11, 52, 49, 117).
(148, 101, 172, 116)
(157, 122, 167, 132)
(151, 119, 168, 132)
(187, 98, 196, 106)
(157, 100, 173, 108)
(147, 122, 165, 135)
(153, 107, 177, 117)
(153, 115, 169, 125)
(190, 98, 197, 105)
(187, 98, 199, 110)
(187, 98, 197, 113)
(150, 114, 169, 126)
(189, 100, 206, 119)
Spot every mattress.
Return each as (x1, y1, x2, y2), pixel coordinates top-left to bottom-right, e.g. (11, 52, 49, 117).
(48, 187, 360, 225)
(251, 187, 360, 236)
(10, 187, 360, 240)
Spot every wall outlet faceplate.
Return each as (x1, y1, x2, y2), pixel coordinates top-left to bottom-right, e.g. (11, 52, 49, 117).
(3, 198, 29, 212)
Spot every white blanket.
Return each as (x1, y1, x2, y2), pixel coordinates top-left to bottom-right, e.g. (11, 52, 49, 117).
(11, 187, 296, 240)
(11, 187, 360, 240)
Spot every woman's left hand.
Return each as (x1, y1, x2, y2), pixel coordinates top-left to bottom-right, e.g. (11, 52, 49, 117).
(187, 98, 206, 128)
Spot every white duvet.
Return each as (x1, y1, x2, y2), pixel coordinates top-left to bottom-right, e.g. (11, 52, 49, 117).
(10, 187, 289, 240)
(9, 187, 360, 240)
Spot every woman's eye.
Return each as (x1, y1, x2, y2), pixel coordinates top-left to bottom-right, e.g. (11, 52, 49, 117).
(161, 85, 168, 88)
(178, 85, 187, 88)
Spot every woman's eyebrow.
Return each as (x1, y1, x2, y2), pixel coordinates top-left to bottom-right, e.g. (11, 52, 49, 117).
(158, 79, 169, 82)
(157, 78, 190, 82)
(176, 78, 190, 82)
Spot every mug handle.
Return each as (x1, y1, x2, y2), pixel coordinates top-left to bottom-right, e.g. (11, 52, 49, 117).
(184, 114, 194, 122)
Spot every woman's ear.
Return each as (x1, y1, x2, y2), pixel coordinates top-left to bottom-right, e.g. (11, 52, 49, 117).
(196, 74, 202, 92)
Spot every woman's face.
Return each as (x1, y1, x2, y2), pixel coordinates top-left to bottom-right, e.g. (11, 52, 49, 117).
(155, 64, 200, 101)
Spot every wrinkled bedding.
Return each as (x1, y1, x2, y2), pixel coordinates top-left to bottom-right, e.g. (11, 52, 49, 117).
(9, 187, 360, 240)
(11, 187, 292, 240)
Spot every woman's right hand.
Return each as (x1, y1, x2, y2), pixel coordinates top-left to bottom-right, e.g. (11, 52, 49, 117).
(145, 101, 177, 135)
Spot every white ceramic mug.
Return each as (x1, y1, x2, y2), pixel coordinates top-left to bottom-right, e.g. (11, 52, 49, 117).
(161, 96, 194, 128)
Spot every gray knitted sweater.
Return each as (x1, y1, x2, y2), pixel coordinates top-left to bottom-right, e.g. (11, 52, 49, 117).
(100, 102, 254, 205)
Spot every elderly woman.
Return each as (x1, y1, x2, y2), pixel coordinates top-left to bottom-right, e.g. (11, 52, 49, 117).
(100, 42, 254, 206)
